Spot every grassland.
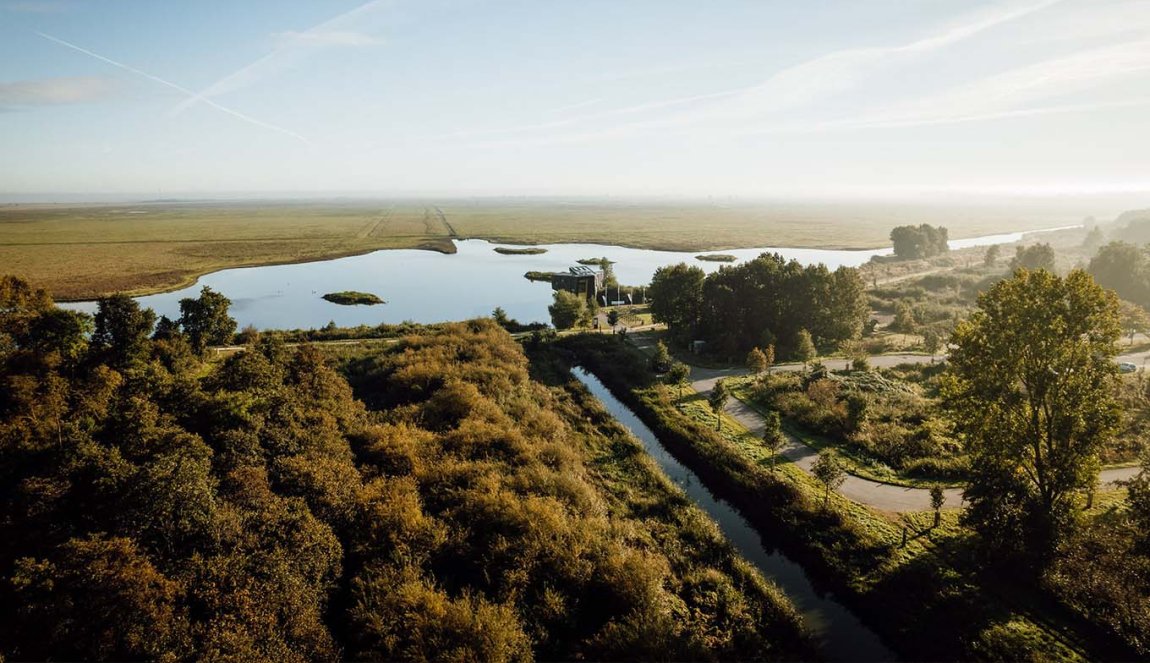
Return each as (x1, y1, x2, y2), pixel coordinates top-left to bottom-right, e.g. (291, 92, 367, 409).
(1, 198, 1078, 300)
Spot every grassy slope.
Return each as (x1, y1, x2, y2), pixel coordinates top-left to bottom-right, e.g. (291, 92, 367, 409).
(2, 199, 1073, 300)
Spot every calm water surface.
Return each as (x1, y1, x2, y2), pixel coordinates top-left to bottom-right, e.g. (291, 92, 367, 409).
(571, 367, 896, 662)
(64, 227, 1074, 329)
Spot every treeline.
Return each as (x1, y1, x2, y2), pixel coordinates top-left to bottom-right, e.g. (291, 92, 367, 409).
(0, 275, 809, 661)
(648, 253, 867, 359)
(890, 224, 949, 260)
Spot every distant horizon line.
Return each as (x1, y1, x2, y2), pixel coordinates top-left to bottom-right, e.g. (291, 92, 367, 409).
(2, 188, 1149, 207)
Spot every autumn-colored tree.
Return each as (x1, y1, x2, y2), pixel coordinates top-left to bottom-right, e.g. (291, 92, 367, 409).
(746, 347, 767, 375)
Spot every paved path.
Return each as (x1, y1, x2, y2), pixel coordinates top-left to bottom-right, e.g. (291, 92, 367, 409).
(685, 364, 1140, 512)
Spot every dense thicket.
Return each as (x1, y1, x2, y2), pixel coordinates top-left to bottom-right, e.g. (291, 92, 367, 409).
(648, 254, 867, 358)
(890, 224, 949, 260)
(0, 276, 807, 661)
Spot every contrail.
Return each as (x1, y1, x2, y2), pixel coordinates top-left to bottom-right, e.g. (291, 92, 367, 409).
(35, 31, 309, 143)
(170, 0, 391, 117)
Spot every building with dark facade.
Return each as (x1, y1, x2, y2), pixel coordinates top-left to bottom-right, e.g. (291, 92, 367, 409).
(550, 266, 604, 301)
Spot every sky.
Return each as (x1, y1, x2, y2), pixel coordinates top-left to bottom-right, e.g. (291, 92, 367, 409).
(2, 0, 1150, 200)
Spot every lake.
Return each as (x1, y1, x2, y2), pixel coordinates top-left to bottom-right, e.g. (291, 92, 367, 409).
(63, 227, 1075, 329)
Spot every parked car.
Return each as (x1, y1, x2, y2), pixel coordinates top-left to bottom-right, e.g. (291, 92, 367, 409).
(1119, 362, 1137, 373)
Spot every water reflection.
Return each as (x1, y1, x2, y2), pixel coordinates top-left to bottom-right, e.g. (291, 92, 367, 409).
(571, 367, 896, 662)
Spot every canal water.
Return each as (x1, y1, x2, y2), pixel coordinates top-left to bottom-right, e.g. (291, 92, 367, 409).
(61, 227, 1075, 330)
(570, 367, 896, 662)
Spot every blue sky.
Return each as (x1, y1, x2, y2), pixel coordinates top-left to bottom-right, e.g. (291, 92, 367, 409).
(2, 0, 1150, 198)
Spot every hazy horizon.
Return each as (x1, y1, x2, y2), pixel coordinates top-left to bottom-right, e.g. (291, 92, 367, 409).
(3, 0, 1150, 199)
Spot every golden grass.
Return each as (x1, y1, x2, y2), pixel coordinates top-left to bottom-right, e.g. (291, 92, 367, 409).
(1, 198, 1075, 300)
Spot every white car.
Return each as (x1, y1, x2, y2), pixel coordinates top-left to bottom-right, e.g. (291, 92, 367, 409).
(1119, 362, 1138, 374)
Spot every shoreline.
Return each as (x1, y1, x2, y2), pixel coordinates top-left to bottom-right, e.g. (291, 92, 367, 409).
(51, 224, 1079, 303)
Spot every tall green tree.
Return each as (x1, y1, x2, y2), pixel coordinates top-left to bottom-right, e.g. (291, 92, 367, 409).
(548, 290, 585, 330)
(942, 268, 1121, 562)
(178, 286, 236, 353)
(648, 263, 705, 343)
(92, 293, 157, 368)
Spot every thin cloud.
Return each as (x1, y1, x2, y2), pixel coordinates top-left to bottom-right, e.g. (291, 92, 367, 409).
(455, 0, 1064, 148)
(0, 75, 118, 107)
(171, 0, 393, 116)
(273, 30, 383, 48)
(647, 0, 1064, 127)
(35, 31, 309, 142)
(835, 39, 1150, 130)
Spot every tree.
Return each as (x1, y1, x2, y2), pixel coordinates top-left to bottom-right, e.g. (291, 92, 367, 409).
(1124, 451, 1150, 553)
(491, 306, 511, 328)
(892, 301, 916, 333)
(92, 293, 156, 368)
(1119, 300, 1150, 345)
(606, 309, 620, 330)
(930, 485, 946, 527)
(763, 411, 784, 472)
(942, 268, 1121, 562)
(811, 450, 845, 508)
(178, 286, 236, 353)
(922, 329, 942, 357)
(794, 329, 816, 369)
(984, 244, 1001, 267)
(651, 340, 672, 372)
(1082, 226, 1105, 253)
(1090, 241, 1150, 309)
(666, 362, 690, 401)
(548, 290, 585, 330)
(648, 263, 705, 343)
(1010, 243, 1056, 272)
(763, 344, 776, 374)
(746, 347, 767, 375)
(709, 379, 729, 432)
(890, 224, 949, 260)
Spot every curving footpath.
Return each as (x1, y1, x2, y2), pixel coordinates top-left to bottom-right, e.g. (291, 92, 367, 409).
(688, 364, 1140, 513)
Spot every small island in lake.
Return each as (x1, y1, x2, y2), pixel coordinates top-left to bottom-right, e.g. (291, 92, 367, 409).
(322, 291, 385, 305)
(524, 271, 554, 282)
(696, 254, 738, 263)
(494, 246, 548, 255)
(577, 257, 614, 266)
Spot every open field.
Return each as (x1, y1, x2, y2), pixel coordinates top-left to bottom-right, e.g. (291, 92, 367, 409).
(2, 198, 1083, 300)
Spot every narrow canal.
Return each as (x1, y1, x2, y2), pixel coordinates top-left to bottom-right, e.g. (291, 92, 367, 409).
(571, 367, 896, 662)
